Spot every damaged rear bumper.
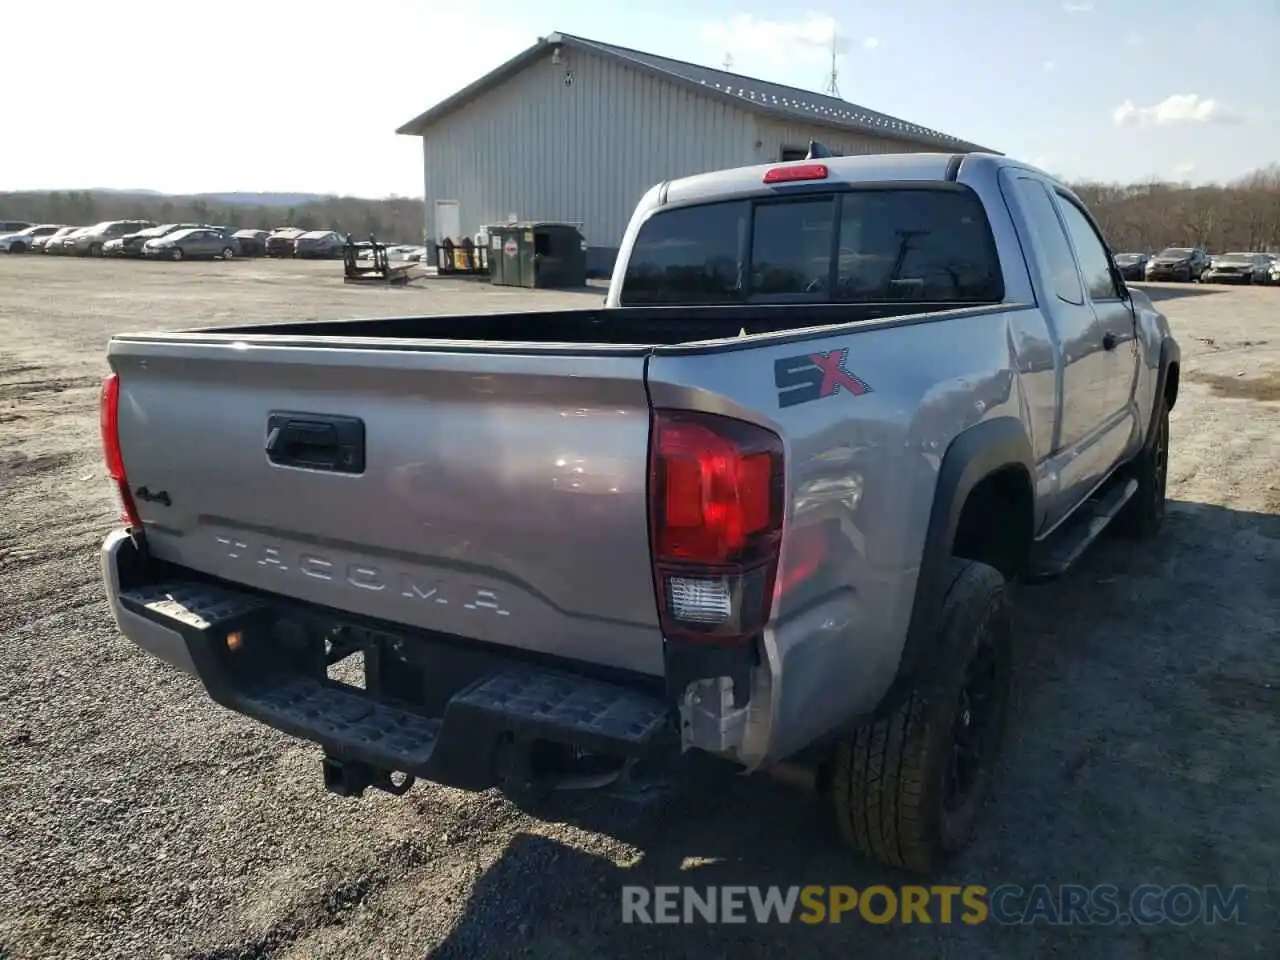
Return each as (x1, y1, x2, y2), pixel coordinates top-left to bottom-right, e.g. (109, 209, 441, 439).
(101, 530, 677, 793)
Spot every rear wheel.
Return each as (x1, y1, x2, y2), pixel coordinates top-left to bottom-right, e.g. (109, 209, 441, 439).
(831, 559, 1012, 873)
(169, 247, 183, 261)
(88, 242, 102, 257)
(220, 247, 235, 260)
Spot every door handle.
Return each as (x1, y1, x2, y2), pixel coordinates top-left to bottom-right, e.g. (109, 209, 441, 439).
(1102, 332, 1117, 351)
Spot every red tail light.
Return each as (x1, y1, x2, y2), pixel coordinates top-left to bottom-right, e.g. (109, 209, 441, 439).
(100, 374, 142, 529)
(763, 163, 828, 184)
(649, 410, 785, 644)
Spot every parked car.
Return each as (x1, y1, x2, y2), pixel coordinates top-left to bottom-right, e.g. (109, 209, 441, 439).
(31, 225, 82, 253)
(1203, 251, 1273, 285)
(0, 220, 32, 234)
(293, 230, 346, 259)
(99, 151, 1180, 873)
(105, 223, 202, 258)
(265, 227, 307, 257)
(46, 226, 93, 255)
(0, 224, 65, 253)
(1112, 252, 1149, 281)
(142, 226, 238, 261)
(1144, 246, 1208, 282)
(70, 220, 156, 257)
(231, 229, 270, 257)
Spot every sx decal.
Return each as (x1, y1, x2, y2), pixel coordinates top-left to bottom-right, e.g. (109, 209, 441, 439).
(774, 347, 873, 408)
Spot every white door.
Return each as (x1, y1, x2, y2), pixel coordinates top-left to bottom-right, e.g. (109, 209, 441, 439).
(434, 200, 461, 244)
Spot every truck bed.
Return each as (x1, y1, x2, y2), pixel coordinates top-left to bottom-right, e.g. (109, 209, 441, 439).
(122, 301, 1012, 349)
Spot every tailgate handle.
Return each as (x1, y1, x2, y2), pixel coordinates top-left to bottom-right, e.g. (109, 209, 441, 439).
(266, 413, 365, 474)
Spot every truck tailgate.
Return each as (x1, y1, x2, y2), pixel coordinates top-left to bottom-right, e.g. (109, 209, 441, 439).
(108, 339, 664, 675)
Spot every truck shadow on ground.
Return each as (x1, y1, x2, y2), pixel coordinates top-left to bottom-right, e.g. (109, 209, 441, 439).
(1131, 283, 1226, 301)
(426, 499, 1278, 959)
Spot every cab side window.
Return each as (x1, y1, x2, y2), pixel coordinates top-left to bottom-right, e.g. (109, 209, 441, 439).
(1012, 178, 1083, 305)
(1054, 194, 1122, 301)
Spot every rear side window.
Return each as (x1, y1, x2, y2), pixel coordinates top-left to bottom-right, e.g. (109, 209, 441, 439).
(1012, 178, 1083, 305)
(618, 201, 747, 305)
(1054, 193, 1121, 301)
(619, 187, 1003, 306)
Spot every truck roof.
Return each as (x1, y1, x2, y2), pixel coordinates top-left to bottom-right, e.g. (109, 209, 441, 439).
(661, 151, 1016, 208)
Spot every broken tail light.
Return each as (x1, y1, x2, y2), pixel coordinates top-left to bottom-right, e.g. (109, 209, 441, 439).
(648, 410, 785, 644)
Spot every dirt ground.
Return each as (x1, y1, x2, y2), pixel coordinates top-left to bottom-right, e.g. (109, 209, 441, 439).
(0, 256, 1276, 959)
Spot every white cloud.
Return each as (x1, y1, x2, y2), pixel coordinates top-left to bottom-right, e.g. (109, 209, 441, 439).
(1043, 60, 1057, 73)
(1172, 161, 1196, 179)
(1112, 93, 1230, 126)
(863, 36, 881, 50)
(1063, 1, 1095, 11)
(700, 13, 849, 65)
(1125, 33, 1145, 47)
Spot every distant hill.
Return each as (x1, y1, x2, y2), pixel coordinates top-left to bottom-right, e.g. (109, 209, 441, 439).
(66, 189, 352, 206)
(193, 192, 334, 207)
(0, 188, 424, 244)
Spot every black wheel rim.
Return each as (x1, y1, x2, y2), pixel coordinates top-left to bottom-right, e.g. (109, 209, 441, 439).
(1152, 414, 1168, 522)
(945, 617, 1004, 811)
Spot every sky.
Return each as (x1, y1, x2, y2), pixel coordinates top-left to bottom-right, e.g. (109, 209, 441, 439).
(3, 0, 1276, 197)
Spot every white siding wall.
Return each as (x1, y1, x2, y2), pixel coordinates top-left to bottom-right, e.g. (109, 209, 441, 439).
(751, 118, 930, 162)
(420, 49, 755, 255)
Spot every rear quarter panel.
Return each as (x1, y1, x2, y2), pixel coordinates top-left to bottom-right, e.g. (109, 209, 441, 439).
(648, 303, 1041, 762)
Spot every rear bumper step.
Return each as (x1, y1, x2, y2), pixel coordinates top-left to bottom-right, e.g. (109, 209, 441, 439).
(115, 576, 674, 793)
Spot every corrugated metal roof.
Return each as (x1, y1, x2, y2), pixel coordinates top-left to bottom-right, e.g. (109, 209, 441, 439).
(396, 31, 996, 154)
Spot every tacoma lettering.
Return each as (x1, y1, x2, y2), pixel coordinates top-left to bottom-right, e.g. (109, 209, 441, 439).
(213, 535, 509, 615)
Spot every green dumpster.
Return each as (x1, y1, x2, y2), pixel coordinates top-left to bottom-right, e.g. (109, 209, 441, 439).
(487, 222, 587, 289)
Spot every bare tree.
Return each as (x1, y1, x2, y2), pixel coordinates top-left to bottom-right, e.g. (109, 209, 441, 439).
(1064, 168, 1280, 252)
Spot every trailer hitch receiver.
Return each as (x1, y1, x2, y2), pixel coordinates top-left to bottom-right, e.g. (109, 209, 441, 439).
(322, 756, 415, 797)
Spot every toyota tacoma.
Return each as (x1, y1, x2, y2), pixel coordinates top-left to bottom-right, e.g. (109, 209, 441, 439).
(99, 152, 1179, 872)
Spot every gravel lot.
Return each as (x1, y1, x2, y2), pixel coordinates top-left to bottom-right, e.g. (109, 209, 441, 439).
(0, 256, 1276, 959)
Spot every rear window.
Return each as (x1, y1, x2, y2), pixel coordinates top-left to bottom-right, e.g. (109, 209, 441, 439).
(620, 187, 1003, 305)
(617, 200, 747, 305)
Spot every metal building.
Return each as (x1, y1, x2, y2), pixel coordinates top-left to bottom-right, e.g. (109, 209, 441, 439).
(397, 30, 997, 274)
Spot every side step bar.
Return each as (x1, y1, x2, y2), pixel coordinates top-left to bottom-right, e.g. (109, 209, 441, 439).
(1026, 477, 1138, 582)
(118, 580, 674, 794)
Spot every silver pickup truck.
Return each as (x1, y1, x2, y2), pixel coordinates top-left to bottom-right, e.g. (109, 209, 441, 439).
(99, 152, 1179, 872)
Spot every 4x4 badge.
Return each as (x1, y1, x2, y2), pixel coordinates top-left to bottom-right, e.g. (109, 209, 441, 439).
(134, 486, 172, 507)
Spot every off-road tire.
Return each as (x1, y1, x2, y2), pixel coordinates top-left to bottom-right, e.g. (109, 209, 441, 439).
(1113, 397, 1169, 539)
(832, 559, 1012, 873)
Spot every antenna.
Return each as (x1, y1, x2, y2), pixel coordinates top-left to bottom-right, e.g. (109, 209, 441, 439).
(824, 26, 841, 98)
(723, 52, 734, 71)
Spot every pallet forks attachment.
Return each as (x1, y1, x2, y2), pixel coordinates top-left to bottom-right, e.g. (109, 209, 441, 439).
(343, 234, 414, 286)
